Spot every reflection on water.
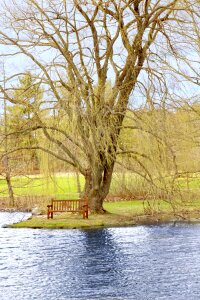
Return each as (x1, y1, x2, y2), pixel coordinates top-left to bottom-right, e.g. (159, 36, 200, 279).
(1, 213, 200, 299)
(80, 229, 123, 295)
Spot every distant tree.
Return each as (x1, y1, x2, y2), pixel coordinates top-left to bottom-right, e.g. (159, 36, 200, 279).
(0, 69, 15, 205)
(7, 72, 43, 173)
(0, 72, 43, 204)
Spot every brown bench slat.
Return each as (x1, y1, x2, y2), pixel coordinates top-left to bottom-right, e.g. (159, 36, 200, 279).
(47, 199, 88, 219)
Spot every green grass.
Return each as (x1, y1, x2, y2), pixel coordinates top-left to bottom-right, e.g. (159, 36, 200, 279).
(10, 199, 200, 229)
(8, 200, 160, 228)
(1, 172, 200, 218)
(1, 172, 200, 198)
(0, 174, 85, 197)
(0, 172, 147, 199)
(0, 172, 154, 197)
(177, 176, 200, 190)
(1, 171, 200, 230)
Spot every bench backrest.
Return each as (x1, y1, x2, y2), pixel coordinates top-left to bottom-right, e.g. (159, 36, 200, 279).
(51, 199, 87, 212)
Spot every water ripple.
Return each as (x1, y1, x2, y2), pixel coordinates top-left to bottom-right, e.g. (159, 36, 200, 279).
(1, 213, 200, 299)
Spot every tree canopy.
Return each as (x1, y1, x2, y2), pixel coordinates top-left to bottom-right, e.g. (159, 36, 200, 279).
(0, 0, 199, 212)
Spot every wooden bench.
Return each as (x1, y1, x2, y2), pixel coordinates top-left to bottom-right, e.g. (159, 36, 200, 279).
(47, 199, 89, 219)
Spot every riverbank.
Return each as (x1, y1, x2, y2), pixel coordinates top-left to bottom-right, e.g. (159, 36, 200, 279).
(7, 200, 200, 229)
(8, 213, 200, 230)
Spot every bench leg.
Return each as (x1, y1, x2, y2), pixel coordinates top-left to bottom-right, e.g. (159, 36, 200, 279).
(47, 211, 53, 219)
(47, 205, 53, 219)
(47, 207, 50, 219)
(82, 206, 88, 219)
(85, 209, 88, 219)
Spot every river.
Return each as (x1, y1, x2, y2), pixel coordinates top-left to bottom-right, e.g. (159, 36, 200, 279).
(1, 212, 200, 299)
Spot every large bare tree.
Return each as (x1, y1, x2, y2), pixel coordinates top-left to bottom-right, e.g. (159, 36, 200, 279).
(0, 0, 199, 212)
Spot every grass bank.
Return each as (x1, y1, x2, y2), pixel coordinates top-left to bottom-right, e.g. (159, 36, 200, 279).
(9, 200, 200, 229)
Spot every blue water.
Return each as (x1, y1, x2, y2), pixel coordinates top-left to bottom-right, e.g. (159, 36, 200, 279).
(1, 213, 200, 299)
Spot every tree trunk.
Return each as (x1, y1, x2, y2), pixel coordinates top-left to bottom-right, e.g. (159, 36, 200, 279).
(3, 74, 15, 207)
(3, 156, 15, 207)
(5, 171, 15, 207)
(75, 169, 81, 196)
(84, 162, 115, 213)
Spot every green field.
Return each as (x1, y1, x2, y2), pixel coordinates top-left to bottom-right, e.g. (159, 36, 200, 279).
(177, 175, 200, 190)
(1, 172, 200, 198)
(3, 173, 200, 229)
(0, 172, 145, 197)
(0, 174, 85, 198)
